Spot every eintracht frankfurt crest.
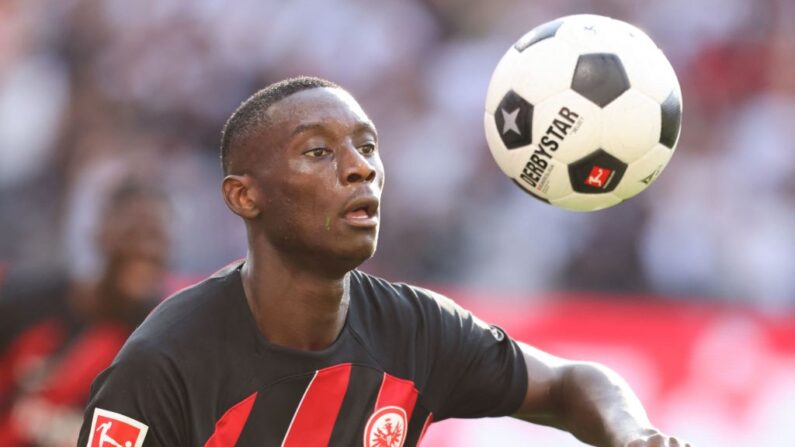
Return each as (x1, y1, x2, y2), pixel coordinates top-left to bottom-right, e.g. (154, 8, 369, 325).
(364, 406, 407, 447)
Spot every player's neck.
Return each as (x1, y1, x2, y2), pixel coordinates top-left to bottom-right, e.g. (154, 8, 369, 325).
(240, 251, 350, 352)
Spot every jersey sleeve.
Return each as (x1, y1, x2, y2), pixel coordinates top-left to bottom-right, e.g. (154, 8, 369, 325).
(76, 337, 189, 447)
(418, 289, 528, 421)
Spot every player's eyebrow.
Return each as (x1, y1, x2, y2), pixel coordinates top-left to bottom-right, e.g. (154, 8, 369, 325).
(353, 122, 378, 140)
(290, 121, 378, 139)
(290, 123, 329, 138)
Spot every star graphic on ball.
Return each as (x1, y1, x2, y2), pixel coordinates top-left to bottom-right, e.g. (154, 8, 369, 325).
(500, 107, 521, 136)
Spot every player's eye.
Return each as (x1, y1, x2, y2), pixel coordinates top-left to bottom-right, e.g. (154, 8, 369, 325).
(304, 147, 331, 158)
(359, 143, 376, 155)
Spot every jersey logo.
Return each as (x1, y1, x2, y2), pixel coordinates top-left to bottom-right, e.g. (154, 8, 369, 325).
(490, 326, 505, 342)
(364, 406, 407, 447)
(86, 408, 148, 447)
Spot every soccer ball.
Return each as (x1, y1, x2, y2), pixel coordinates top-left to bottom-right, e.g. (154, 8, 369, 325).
(484, 14, 682, 211)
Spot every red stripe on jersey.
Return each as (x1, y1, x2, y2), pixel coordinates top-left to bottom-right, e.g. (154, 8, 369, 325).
(204, 392, 258, 447)
(281, 363, 352, 447)
(374, 373, 419, 421)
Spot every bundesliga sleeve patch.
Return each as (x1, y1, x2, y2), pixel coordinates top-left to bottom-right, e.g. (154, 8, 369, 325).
(86, 408, 148, 447)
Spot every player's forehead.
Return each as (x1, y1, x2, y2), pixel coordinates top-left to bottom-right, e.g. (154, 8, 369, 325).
(266, 87, 376, 136)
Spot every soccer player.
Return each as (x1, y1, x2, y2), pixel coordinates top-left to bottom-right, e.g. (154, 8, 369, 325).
(77, 77, 690, 447)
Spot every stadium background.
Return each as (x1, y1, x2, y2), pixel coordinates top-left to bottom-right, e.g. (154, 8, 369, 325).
(0, 0, 793, 445)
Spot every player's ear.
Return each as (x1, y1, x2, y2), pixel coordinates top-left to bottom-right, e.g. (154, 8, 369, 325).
(222, 174, 262, 219)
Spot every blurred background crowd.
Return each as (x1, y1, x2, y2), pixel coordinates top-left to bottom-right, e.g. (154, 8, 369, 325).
(0, 0, 793, 446)
(2, 0, 794, 305)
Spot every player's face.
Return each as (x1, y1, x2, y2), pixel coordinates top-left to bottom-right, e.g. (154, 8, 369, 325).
(251, 88, 384, 272)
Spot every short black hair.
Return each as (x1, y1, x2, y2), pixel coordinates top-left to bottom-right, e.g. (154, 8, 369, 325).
(220, 76, 340, 175)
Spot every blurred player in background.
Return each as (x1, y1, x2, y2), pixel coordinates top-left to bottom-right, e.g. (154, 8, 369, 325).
(0, 181, 170, 447)
(77, 77, 689, 447)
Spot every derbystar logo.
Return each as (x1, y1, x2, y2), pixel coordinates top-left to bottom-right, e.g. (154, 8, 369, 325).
(520, 107, 581, 191)
(584, 165, 615, 189)
(86, 408, 148, 447)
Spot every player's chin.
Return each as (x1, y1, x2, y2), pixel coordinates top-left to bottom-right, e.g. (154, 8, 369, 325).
(334, 232, 378, 265)
(349, 234, 378, 258)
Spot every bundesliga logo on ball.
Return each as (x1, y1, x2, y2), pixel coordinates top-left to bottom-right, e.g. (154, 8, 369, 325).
(484, 14, 683, 211)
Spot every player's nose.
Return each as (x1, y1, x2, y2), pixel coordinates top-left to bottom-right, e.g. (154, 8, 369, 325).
(339, 145, 376, 185)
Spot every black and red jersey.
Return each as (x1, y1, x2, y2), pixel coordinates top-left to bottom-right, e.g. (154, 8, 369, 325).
(77, 263, 527, 447)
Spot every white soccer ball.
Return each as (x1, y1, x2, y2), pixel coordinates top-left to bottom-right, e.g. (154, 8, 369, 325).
(484, 14, 682, 211)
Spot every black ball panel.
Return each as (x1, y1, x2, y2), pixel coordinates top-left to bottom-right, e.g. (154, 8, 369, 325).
(659, 89, 682, 149)
(568, 149, 627, 193)
(494, 90, 534, 149)
(571, 53, 629, 107)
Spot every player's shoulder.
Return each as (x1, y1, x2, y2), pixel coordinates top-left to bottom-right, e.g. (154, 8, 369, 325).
(122, 261, 247, 360)
(348, 271, 480, 379)
(350, 270, 463, 322)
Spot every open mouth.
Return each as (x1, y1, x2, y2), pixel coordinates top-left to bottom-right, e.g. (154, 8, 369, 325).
(342, 197, 379, 228)
(346, 207, 370, 219)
